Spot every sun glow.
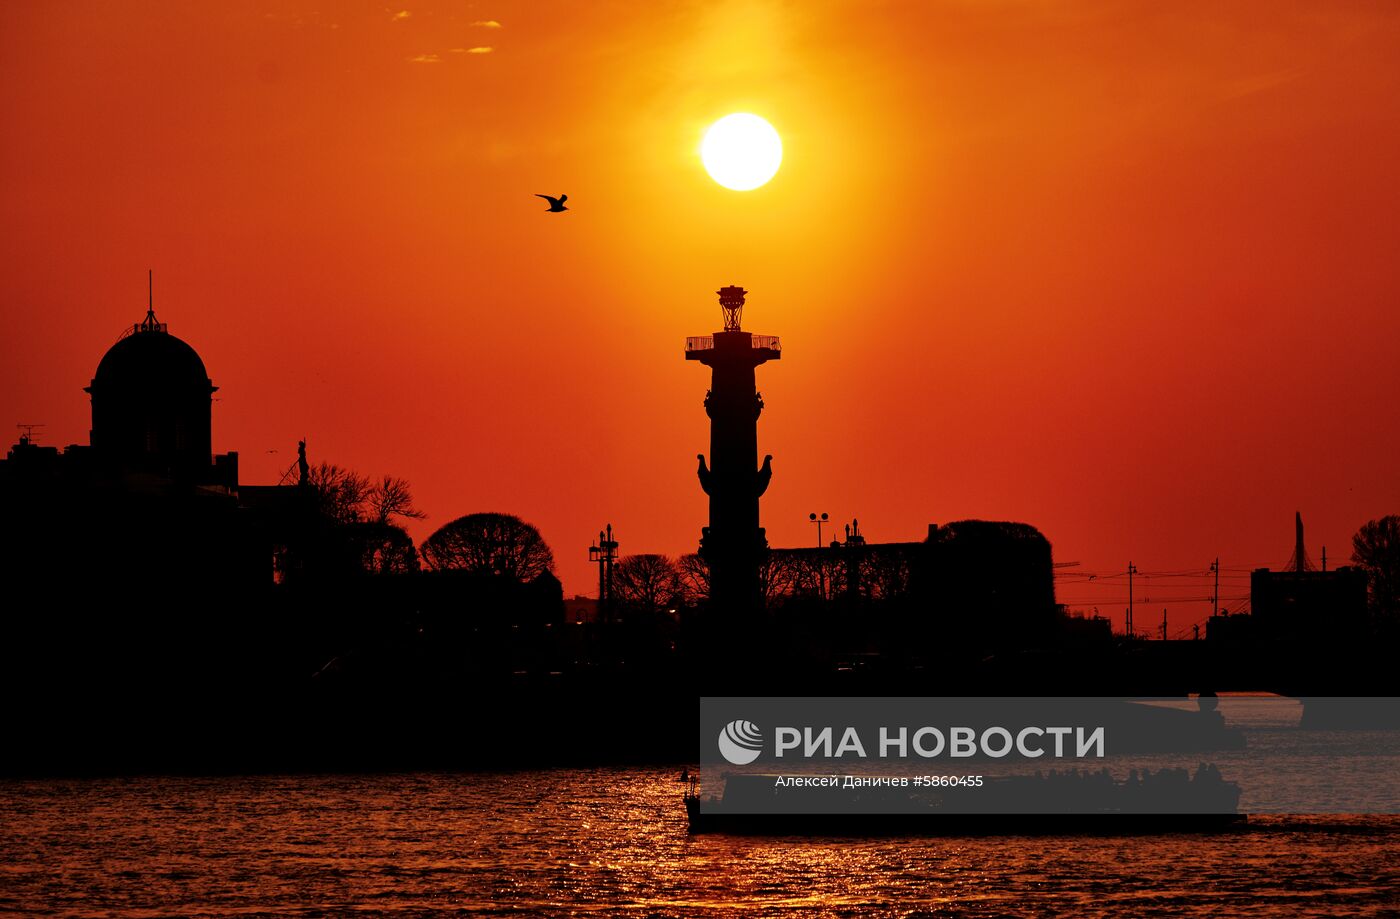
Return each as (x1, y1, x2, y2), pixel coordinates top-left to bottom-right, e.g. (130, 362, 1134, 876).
(700, 113, 783, 191)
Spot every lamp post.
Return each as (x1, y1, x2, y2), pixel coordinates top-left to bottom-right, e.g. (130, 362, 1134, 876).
(808, 512, 828, 548)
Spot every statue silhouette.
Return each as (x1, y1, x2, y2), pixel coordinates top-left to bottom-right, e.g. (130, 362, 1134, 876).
(756, 454, 773, 497)
(297, 439, 310, 488)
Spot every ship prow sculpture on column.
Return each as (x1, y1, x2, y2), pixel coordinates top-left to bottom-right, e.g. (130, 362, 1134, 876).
(686, 286, 782, 659)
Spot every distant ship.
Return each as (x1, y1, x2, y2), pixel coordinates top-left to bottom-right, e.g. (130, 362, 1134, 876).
(685, 766, 1244, 835)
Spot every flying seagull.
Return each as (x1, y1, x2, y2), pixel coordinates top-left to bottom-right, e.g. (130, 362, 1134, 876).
(535, 193, 568, 212)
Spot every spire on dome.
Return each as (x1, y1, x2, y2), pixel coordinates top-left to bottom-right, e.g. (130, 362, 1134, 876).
(137, 268, 164, 333)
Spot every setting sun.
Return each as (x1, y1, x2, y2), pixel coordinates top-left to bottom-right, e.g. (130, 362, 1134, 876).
(700, 113, 783, 191)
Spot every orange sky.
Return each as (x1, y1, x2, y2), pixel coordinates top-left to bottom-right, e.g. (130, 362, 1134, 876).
(3, 1, 1399, 632)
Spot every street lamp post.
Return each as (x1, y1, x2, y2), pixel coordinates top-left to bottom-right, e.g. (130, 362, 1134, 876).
(808, 512, 828, 548)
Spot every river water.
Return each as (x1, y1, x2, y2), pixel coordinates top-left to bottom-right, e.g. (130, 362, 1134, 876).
(5, 698, 1400, 916)
(2, 767, 1399, 917)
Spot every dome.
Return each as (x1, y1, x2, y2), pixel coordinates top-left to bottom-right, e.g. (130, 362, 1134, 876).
(86, 309, 218, 481)
(92, 322, 213, 393)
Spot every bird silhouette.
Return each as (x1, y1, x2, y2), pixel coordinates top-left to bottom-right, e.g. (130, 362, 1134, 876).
(535, 194, 568, 212)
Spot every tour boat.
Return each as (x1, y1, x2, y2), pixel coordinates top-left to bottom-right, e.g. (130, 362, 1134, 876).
(684, 767, 1245, 835)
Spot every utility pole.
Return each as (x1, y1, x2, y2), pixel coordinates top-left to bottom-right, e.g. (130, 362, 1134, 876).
(1322, 546, 1327, 572)
(1127, 562, 1137, 638)
(1161, 609, 1168, 641)
(1210, 557, 1219, 617)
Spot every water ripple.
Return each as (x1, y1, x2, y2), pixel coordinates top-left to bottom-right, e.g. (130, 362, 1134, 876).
(1, 771, 1398, 917)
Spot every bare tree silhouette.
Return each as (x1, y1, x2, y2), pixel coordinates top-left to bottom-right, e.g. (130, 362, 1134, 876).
(308, 462, 370, 524)
(784, 552, 839, 601)
(308, 465, 424, 527)
(760, 552, 801, 602)
(612, 554, 681, 616)
(368, 475, 425, 525)
(1353, 515, 1400, 618)
(354, 521, 419, 575)
(420, 512, 555, 581)
(859, 550, 913, 601)
(676, 552, 799, 604)
(677, 553, 710, 605)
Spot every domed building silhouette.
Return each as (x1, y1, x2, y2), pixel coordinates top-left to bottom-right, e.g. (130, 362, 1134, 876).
(84, 304, 236, 486)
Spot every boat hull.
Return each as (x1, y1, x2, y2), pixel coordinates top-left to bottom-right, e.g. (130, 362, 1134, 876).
(686, 801, 1248, 834)
(685, 807, 1246, 836)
